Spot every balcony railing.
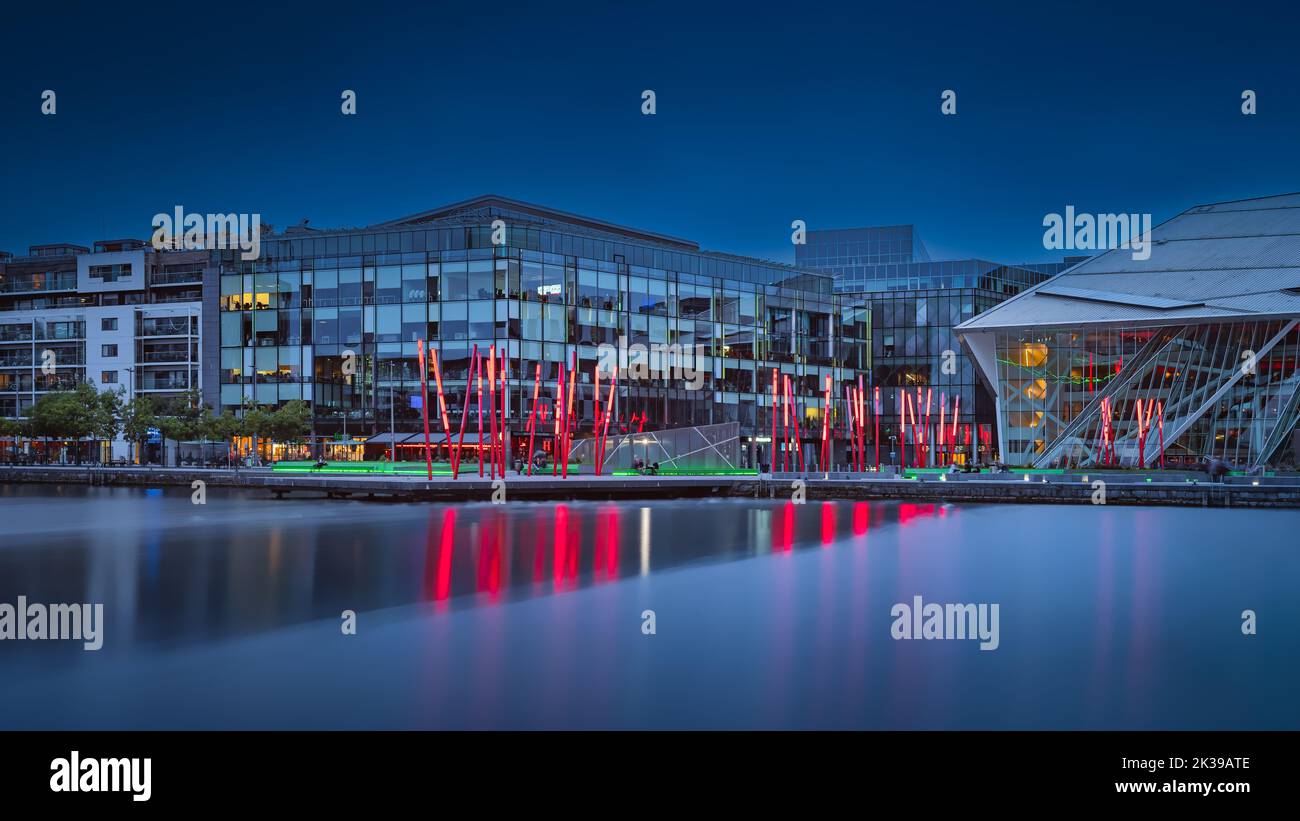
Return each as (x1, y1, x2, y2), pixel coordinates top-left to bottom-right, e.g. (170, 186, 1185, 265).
(0, 275, 77, 294)
(149, 270, 204, 286)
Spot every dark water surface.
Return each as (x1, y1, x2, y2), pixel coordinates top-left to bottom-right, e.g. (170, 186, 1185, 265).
(1, 484, 1296, 729)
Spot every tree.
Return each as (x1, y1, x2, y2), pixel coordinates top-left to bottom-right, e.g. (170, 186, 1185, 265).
(26, 389, 93, 462)
(239, 398, 274, 465)
(268, 400, 312, 448)
(155, 389, 207, 466)
(120, 393, 158, 465)
(91, 388, 122, 462)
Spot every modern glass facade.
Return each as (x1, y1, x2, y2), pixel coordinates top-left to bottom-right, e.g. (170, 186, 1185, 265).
(794, 225, 930, 286)
(958, 193, 1300, 470)
(799, 244, 1054, 465)
(989, 320, 1300, 468)
(217, 197, 870, 465)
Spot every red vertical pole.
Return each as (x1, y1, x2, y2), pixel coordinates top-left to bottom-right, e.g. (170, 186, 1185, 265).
(498, 354, 508, 476)
(430, 346, 452, 477)
(595, 366, 603, 475)
(845, 386, 857, 471)
(554, 360, 564, 477)
(564, 351, 576, 478)
(599, 365, 617, 473)
(453, 344, 477, 479)
(923, 388, 932, 468)
(781, 375, 791, 472)
(938, 391, 947, 468)
(418, 341, 433, 480)
(852, 374, 863, 470)
(821, 375, 830, 472)
(897, 389, 906, 468)
(477, 350, 485, 477)
(526, 362, 541, 476)
(483, 345, 491, 480)
(787, 375, 804, 471)
(873, 387, 880, 471)
(951, 393, 960, 463)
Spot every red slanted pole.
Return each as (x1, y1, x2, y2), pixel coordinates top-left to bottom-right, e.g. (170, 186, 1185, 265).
(487, 347, 498, 481)
(603, 366, 618, 472)
(845, 386, 857, 471)
(526, 362, 541, 476)
(498, 355, 508, 477)
(771, 368, 779, 473)
(951, 393, 960, 463)
(477, 350, 485, 477)
(593, 366, 602, 475)
(872, 386, 881, 471)
(938, 391, 947, 467)
(785, 375, 800, 471)
(821, 375, 831, 472)
(430, 345, 452, 477)
(418, 340, 433, 480)
(554, 360, 564, 477)
(453, 344, 477, 479)
(781, 375, 791, 472)
(852, 374, 863, 470)
(923, 388, 932, 468)
(563, 351, 576, 478)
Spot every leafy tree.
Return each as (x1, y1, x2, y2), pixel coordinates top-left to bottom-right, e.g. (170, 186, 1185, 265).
(120, 393, 158, 464)
(268, 400, 312, 445)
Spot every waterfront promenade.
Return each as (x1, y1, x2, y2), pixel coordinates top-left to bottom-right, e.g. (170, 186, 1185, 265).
(3, 464, 1299, 508)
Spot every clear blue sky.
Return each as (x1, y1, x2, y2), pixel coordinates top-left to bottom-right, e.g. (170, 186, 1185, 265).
(1, 0, 1296, 265)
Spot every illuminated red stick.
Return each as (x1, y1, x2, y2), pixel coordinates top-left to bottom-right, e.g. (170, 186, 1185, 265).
(477, 350, 485, 477)
(821, 375, 831, 472)
(594, 368, 605, 472)
(923, 387, 932, 467)
(787, 375, 805, 471)
(898, 389, 906, 467)
(418, 340, 433, 480)
(453, 345, 477, 479)
(430, 346, 452, 477)
(852, 374, 863, 470)
(498, 355, 508, 477)
(554, 360, 563, 478)
(600, 365, 617, 472)
(764, 366, 774, 470)
(873, 386, 880, 470)
(938, 391, 947, 467)
(781, 375, 791, 471)
(845, 386, 857, 471)
(487, 347, 498, 481)
(563, 351, 576, 479)
(525, 362, 540, 476)
(951, 393, 960, 448)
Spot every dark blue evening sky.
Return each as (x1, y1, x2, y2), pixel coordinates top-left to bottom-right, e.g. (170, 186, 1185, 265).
(1, 1, 1296, 265)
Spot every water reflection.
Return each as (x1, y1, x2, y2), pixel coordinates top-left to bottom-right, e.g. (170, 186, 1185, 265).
(3, 482, 1298, 729)
(0, 485, 946, 657)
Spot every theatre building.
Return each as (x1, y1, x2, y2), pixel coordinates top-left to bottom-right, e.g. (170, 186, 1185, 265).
(957, 192, 1300, 469)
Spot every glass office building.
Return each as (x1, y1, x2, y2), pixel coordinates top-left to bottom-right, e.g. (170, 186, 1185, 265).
(794, 225, 930, 286)
(798, 222, 1054, 464)
(218, 196, 869, 465)
(958, 193, 1300, 469)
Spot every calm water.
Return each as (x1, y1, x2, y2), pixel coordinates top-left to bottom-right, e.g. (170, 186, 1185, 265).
(0, 483, 1297, 729)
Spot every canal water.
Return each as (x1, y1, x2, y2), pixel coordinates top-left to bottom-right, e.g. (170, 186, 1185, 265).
(1, 484, 1297, 729)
